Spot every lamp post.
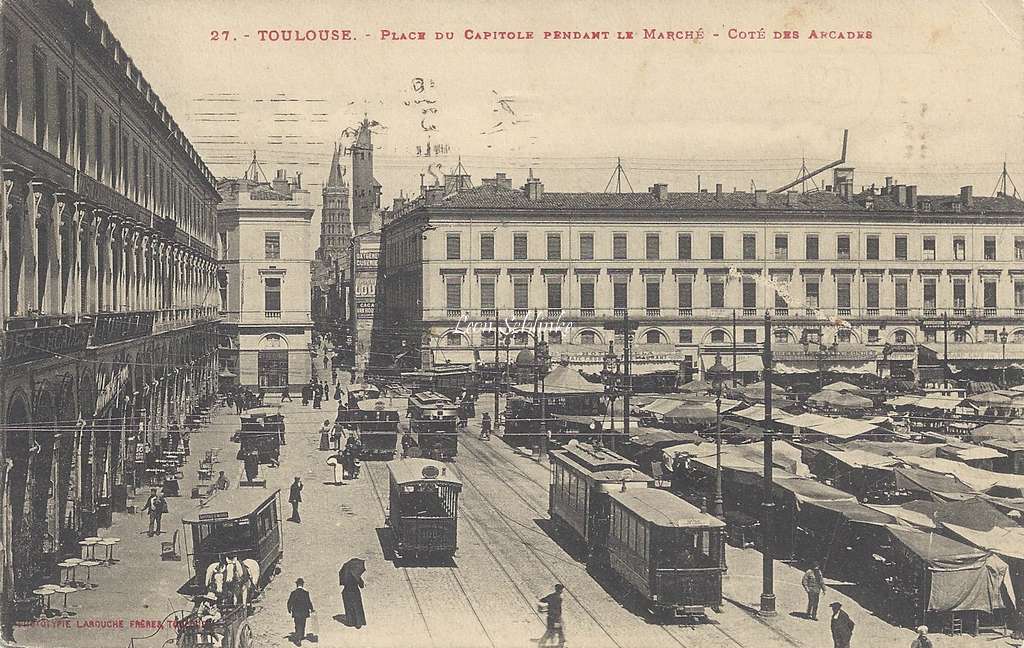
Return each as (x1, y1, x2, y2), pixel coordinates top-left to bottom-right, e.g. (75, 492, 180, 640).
(760, 312, 776, 616)
(706, 353, 731, 518)
(801, 329, 838, 393)
(1000, 327, 1009, 388)
(602, 342, 621, 446)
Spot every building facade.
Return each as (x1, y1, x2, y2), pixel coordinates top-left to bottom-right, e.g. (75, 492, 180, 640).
(350, 119, 381, 237)
(0, 0, 220, 630)
(312, 143, 350, 327)
(381, 171, 1024, 379)
(217, 169, 313, 389)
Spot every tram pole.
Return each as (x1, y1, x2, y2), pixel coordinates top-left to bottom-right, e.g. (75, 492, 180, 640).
(760, 311, 777, 616)
(623, 310, 631, 450)
(494, 310, 500, 430)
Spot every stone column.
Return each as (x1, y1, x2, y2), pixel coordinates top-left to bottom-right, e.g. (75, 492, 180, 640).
(30, 180, 59, 315)
(54, 192, 77, 316)
(81, 207, 99, 314)
(3, 165, 32, 316)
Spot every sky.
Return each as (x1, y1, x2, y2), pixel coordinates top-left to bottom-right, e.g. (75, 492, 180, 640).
(93, 0, 1024, 255)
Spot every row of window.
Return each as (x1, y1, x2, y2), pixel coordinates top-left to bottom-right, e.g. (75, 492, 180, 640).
(3, 25, 212, 242)
(444, 325, 1024, 348)
(444, 275, 1024, 312)
(444, 231, 1024, 262)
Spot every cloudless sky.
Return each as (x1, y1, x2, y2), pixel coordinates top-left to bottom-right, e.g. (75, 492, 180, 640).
(94, 0, 1024, 253)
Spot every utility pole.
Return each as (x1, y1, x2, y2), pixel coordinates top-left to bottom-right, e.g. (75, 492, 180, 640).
(943, 311, 950, 385)
(760, 312, 776, 616)
(623, 310, 632, 445)
(493, 310, 500, 429)
(732, 309, 738, 387)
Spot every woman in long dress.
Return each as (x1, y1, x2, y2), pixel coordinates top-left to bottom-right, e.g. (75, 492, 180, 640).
(339, 565, 366, 628)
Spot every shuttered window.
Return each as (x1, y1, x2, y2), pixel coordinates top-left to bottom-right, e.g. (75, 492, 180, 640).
(645, 234, 660, 260)
(513, 278, 529, 309)
(446, 233, 461, 260)
(580, 233, 594, 260)
(513, 233, 528, 260)
(613, 234, 627, 260)
(446, 280, 462, 310)
(480, 233, 494, 260)
(580, 281, 595, 309)
(547, 233, 561, 260)
(479, 279, 495, 310)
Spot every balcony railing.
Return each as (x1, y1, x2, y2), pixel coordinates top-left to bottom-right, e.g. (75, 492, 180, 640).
(678, 307, 692, 317)
(446, 308, 461, 319)
(91, 311, 156, 346)
(613, 308, 628, 318)
(953, 307, 967, 317)
(924, 307, 937, 316)
(581, 308, 595, 318)
(547, 308, 563, 318)
(646, 307, 661, 317)
(895, 307, 909, 317)
(743, 307, 756, 317)
(985, 307, 997, 317)
(838, 307, 851, 316)
(480, 308, 496, 319)
(1, 320, 93, 365)
(513, 308, 528, 319)
(866, 307, 879, 316)
(775, 307, 789, 316)
(1017, 307, 1024, 317)
(265, 310, 282, 319)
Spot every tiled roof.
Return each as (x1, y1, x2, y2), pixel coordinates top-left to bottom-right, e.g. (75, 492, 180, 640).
(431, 185, 856, 211)
(400, 184, 1024, 215)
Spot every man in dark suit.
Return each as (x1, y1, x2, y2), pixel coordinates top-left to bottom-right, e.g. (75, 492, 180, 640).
(288, 477, 303, 522)
(286, 578, 314, 645)
(830, 601, 855, 648)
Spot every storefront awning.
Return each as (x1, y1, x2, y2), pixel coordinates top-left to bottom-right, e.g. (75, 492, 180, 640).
(699, 354, 763, 373)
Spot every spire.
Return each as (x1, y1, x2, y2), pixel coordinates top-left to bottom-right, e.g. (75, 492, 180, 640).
(326, 142, 347, 188)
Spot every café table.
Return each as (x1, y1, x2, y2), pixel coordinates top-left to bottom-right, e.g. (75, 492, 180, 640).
(54, 586, 77, 615)
(79, 560, 101, 588)
(98, 538, 120, 564)
(58, 558, 82, 585)
(79, 537, 101, 560)
(32, 585, 57, 617)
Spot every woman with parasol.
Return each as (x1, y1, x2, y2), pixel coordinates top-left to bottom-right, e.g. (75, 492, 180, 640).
(338, 558, 367, 628)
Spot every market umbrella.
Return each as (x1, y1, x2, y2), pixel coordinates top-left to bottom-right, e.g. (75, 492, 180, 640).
(679, 380, 714, 394)
(731, 381, 785, 402)
(823, 381, 860, 392)
(340, 558, 366, 587)
(968, 391, 1013, 406)
(663, 402, 717, 426)
(807, 389, 873, 411)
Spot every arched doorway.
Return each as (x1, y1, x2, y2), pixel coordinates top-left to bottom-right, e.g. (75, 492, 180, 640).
(5, 394, 33, 595)
(257, 334, 290, 388)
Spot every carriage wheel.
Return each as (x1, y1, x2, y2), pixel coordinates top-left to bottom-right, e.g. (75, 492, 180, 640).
(235, 620, 255, 648)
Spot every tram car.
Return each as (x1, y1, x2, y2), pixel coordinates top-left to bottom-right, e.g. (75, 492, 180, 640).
(175, 603, 254, 648)
(548, 441, 653, 553)
(408, 391, 460, 461)
(234, 407, 284, 465)
(401, 366, 479, 402)
(353, 398, 401, 459)
(386, 459, 462, 559)
(344, 384, 382, 409)
(503, 396, 543, 449)
(606, 488, 725, 618)
(178, 489, 283, 597)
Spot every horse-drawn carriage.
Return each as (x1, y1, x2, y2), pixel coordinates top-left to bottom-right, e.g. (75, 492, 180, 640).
(175, 490, 283, 647)
(233, 407, 284, 465)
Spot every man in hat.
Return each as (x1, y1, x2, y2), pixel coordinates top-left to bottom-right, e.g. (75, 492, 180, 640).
(286, 578, 314, 646)
(802, 562, 826, 620)
(910, 626, 932, 648)
(829, 602, 855, 648)
(142, 488, 167, 536)
(538, 584, 565, 648)
(289, 477, 303, 522)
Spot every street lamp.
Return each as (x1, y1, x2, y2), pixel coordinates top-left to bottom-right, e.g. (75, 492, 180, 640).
(706, 352, 731, 518)
(601, 342, 621, 445)
(801, 329, 839, 392)
(1000, 327, 1009, 388)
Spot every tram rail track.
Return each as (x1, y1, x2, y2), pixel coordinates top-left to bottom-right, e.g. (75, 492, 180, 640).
(363, 461, 497, 648)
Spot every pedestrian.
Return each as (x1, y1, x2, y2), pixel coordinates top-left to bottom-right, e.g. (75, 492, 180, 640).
(241, 447, 259, 483)
(319, 419, 332, 451)
(301, 382, 311, 406)
(234, 392, 243, 415)
(281, 387, 293, 402)
(401, 429, 418, 458)
(802, 562, 825, 620)
(829, 602, 855, 648)
(480, 412, 492, 440)
(313, 385, 322, 410)
(538, 584, 565, 648)
(910, 626, 932, 648)
(334, 383, 342, 401)
(289, 476, 303, 522)
(142, 488, 167, 536)
(258, 389, 266, 406)
(339, 560, 366, 628)
(286, 578, 314, 646)
(214, 470, 230, 491)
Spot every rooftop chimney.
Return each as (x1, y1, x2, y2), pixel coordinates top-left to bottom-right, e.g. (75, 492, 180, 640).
(885, 176, 893, 192)
(393, 197, 407, 212)
(424, 185, 445, 206)
(275, 169, 286, 181)
(524, 171, 544, 200)
(754, 189, 768, 207)
(650, 183, 668, 201)
(906, 185, 918, 209)
(895, 185, 908, 206)
(715, 183, 723, 198)
(786, 190, 798, 206)
(960, 185, 974, 207)
(271, 169, 290, 194)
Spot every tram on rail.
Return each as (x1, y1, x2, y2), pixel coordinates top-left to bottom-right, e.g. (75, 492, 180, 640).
(549, 441, 725, 619)
(407, 391, 460, 461)
(386, 458, 462, 559)
(351, 398, 401, 460)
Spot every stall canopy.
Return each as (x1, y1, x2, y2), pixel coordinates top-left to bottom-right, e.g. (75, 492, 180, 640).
(914, 395, 967, 411)
(699, 353, 763, 375)
(971, 423, 1024, 444)
(776, 412, 835, 430)
(804, 443, 901, 470)
(886, 525, 1011, 614)
(893, 466, 978, 501)
(886, 395, 923, 408)
(902, 498, 1018, 533)
(772, 343, 880, 375)
(937, 442, 1006, 463)
(969, 391, 1014, 406)
(512, 365, 604, 395)
(807, 389, 874, 411)
(897, 456, 1024, 494)
(663, 402, 718, 426)
(844, 441, 941, 458)
(808, 417, 888, 442)
(626, 427, 704, 448)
